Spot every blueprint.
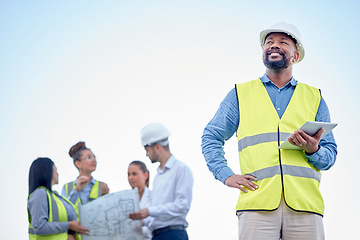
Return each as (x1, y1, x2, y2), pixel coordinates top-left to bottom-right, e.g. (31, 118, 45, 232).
(79, 188, 144, 240)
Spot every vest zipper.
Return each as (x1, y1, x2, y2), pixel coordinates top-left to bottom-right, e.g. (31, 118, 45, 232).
(278, 126, 285, 199)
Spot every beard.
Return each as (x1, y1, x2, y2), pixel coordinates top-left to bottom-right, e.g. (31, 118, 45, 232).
(149, 151, 159, 163)
(263, 50, 291, 69)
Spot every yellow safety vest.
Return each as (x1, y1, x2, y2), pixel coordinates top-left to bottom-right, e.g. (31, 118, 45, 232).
(28, 187, 80, 240)
(64, 180, 101, 206)
(235, 79, 324, 215)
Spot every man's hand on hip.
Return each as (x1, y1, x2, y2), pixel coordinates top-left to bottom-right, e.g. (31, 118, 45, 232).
(225, 174, 258, 192)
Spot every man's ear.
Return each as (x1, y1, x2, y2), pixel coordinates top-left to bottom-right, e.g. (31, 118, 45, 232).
(154, 144, 162, 152)
(292, 51, 300, 63)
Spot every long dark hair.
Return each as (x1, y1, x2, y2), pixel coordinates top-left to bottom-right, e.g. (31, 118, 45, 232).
(28, 157, 54, 195)
(129, 160, 150, 188)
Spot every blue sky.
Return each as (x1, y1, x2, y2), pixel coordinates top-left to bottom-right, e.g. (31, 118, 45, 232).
(1, 1, 359, 239)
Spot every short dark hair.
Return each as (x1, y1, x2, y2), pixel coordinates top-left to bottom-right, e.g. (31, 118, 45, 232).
(148, 140, 170, 152)
(129, 160, 150, 187)
(28, 157, 54, 195)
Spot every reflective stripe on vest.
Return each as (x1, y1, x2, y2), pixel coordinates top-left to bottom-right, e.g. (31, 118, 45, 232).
(65, 180, 101, 205)
(235, 79, 324, 215)
(247, 164, 321, 183)
(238, 132, 289, 152)
(28, 187, 70, 240)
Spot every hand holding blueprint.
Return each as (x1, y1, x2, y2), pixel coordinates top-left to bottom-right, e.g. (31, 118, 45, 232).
(79, 188, 144, 240)
(279, 121, 337, 150)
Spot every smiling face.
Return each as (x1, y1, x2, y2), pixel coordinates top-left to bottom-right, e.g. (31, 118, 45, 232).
(262, 32, 299, 69)
(75, 149, 97, 173)
(128, 164, 149, 189)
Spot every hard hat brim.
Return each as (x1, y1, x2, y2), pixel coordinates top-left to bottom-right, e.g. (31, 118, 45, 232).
(140, 123, 170, 147)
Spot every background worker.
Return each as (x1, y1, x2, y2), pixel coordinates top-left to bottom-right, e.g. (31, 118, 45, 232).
(128, 160, 152, 240)
(62, 141, 109, 205)
(129, 123, 193, 240)
(28, 157, 89, 240)
(201, 22, 337, 240)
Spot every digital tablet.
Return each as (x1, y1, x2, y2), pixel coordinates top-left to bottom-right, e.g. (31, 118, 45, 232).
(279, 121, 338, 150)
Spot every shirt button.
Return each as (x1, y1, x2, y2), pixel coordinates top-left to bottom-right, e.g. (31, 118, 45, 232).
(277, 108, 280, 111)
(278, 89, 280, 92)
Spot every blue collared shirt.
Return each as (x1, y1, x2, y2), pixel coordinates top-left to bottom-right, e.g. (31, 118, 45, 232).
(61, 177, 96, 204)
(201, 74, 337, 184)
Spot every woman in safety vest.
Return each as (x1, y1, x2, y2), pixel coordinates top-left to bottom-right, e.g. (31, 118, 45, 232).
(61, 141, 109, 205)
(27, 157, 89, 240)
(128, 160, 152, 240)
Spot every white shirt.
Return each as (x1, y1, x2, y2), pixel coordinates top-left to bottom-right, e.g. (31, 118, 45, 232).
(140, 187, 152, 240)
(146, 155, 193, 231)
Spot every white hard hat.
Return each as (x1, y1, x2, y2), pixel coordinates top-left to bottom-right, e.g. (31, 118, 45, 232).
(259, 22, 305, 63)
(140, 123, 170, 147)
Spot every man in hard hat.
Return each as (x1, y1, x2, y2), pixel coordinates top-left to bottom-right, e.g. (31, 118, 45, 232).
(129, 123, 193, 240)
(202, 22, 337, 239)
